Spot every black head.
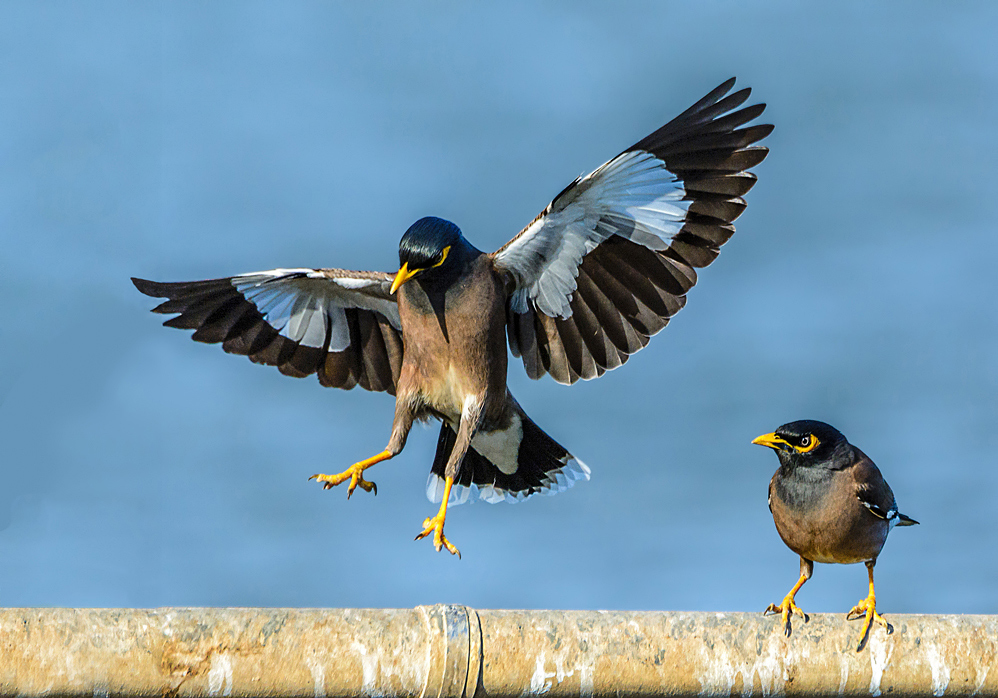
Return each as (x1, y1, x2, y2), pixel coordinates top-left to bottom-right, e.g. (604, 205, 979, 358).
(752, 419, 853, 470)
(391, 217, 469, 294)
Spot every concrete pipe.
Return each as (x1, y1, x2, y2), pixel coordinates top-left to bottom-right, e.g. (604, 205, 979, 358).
(0, 606, 995, 697)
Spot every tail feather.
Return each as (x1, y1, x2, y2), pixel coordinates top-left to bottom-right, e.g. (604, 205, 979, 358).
(426, 406, 589, 505)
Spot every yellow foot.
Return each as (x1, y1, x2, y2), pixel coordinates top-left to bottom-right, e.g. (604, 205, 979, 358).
(764, 595, 809, 637)
(846, 595, 893, 651)
(309, 463, 377, 498)
(414, 513, 461, 558)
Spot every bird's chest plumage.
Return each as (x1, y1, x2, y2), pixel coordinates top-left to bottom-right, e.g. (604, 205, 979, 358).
(396, 262, 508, 423)
(770, 467, 888, 565)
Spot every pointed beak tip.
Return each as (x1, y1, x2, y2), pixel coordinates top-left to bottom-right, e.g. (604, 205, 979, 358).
(751, 432, 782, 449)
(390, 264, 411, 295)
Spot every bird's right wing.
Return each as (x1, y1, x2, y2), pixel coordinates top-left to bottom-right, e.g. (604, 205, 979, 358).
(133, 268, 404, 394)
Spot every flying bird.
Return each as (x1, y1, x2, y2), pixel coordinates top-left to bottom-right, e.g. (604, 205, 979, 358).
(752, 420, 918, 651)
(133, 78, 771, 557)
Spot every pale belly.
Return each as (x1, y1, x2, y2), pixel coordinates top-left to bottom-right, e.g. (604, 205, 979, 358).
(422, 363, 481, 423)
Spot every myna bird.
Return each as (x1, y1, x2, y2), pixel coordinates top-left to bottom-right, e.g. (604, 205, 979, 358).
(752, 420, 918, 650)
(132, 78, 771, 557)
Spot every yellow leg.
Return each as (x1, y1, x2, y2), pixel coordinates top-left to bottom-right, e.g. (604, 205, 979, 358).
(764, 572, 810, 637)
(414, 476, 461, 558)
(309, 449, 392, 498)
(847, 561, 893, 651)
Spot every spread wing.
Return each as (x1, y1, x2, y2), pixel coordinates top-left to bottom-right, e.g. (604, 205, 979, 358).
(132, 268, 404, 394)
(492, 78, 772, 384)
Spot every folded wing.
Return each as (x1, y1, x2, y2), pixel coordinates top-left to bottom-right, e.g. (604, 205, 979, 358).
(493, 78, 772, 384)
(132, 268, 403, 394)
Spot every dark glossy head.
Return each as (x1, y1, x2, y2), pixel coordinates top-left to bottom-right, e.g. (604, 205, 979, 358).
(752, 419, 854, 470)
(391, 217, 468, 294)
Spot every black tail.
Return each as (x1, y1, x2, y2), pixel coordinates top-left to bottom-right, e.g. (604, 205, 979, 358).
(426, 406, 589, 505)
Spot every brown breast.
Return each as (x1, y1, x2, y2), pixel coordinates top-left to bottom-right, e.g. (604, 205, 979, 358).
(769, 466, 889, 565)
(396, 255, 509, 425)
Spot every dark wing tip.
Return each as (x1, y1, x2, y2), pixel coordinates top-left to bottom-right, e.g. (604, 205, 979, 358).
(713, 77, 738, 98)
(131, 277, 164, 297)
(751, 122, 776, 140)
(673, 78, 739, 122)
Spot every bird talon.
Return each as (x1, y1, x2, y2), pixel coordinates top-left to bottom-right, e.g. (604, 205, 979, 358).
(415, 513, 461, 558)
(847, 592, 891, 651)
(765, 595, 807, 638)
(311, 451, 391, 498)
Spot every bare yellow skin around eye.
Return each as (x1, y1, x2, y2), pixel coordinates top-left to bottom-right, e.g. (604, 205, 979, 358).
(390, 246, 452, 294)
(429, 245, 451, 269)
(794, 434, 820, 454)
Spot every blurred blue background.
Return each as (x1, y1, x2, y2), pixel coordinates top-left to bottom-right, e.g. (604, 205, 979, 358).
(2, 2, 996, 615)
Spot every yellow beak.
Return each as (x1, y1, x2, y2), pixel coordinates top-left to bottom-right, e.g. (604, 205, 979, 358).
(390, 263, 420, 294)
(751, 432, 789, 450)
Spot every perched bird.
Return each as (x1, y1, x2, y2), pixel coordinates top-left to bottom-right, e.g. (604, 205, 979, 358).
(752, 420, 918, 650)
(133, 79, 771, 557)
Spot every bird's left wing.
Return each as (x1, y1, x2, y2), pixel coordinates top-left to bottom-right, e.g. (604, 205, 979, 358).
(492, 78, 772, 384)
(132, 268, 404, 394)
(851, 451, 901, 522)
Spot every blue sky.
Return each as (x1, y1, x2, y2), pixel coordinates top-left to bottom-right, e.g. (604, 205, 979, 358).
(2, 2, 996, 614)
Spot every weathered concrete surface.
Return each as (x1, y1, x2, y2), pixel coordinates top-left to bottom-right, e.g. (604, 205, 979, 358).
(0, 607, 995, 697)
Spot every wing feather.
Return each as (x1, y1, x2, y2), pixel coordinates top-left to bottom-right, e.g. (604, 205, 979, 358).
(494, 79, 770, 384)
(133, 268, 404, 395)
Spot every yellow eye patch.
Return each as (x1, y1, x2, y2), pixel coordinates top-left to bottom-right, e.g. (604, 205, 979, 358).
(794, 434, 820, 454)
(429, 245, 451, 269)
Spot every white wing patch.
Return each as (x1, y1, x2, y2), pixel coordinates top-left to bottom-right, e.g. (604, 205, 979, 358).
(499, 149, 690, 318)
(860, 496, 901, 530)
(232, 269, 400, 350)
(886, 503, 900, 531)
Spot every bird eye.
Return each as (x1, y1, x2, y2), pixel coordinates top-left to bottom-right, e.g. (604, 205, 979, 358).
(794, 434, 819, 453)
(430, 245, 452, 269)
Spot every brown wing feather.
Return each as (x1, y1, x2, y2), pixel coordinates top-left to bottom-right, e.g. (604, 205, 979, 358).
(133, 270, 404, 395)
(495, 79, 771, 384)
(850, 449, 899, 520)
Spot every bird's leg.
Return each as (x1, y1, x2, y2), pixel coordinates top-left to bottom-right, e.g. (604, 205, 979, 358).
(765, 557, 813, 637)
(310, 450, 392, 497)
(414, 475, 460, 558)
(310, 398, 415, 498)
(414, 396, 482, 559)
(847, 559, 893, 651)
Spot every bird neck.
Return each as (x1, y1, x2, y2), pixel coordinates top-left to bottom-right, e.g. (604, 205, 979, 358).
(774, 464, 833, 512)
(399, 248, 486, 328)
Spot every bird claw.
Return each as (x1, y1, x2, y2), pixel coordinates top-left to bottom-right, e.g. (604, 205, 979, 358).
(309, 464, 378, 498)
(764, 597, 808, 637)
(415, 514, 461, 558)
(847, 595, 892, 651)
